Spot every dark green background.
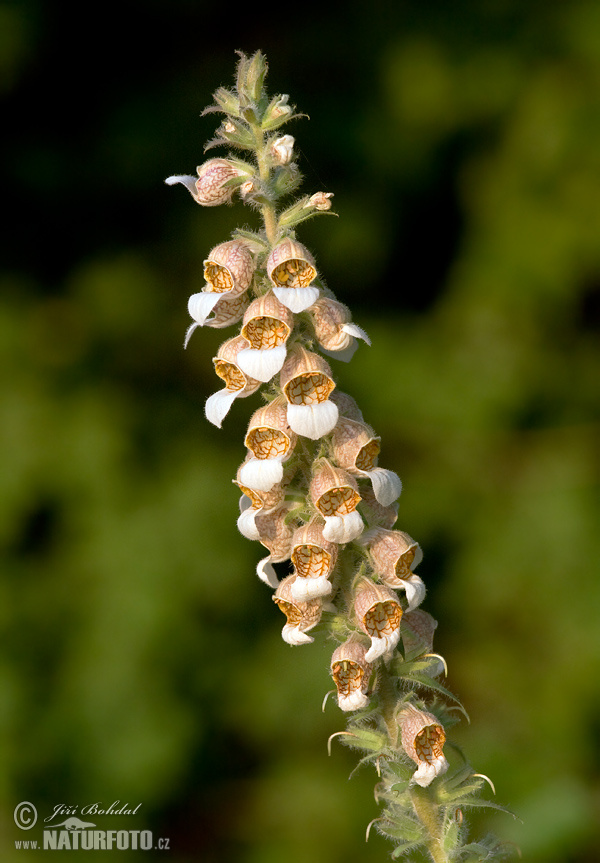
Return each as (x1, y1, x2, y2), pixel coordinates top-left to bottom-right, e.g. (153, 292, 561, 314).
(2, 1, 599, 860)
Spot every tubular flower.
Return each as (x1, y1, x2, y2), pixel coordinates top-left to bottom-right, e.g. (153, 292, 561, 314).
(165, 158, 249, 206)
(330, 390, 365, 423)
(310, 459, 363, 543)
(330, 636, 373, 711)
(354, 579, 403, 663)
(289, 518, 338, 600)
(331, 416, 402, 507)
(238, 397, 297, 492)
(362, 527, 425, 612)
(234, 461, 287, 541)
(266, 239, 320, 313)
(280, 346, 338, 439)
(235, 293, 294, 382)
(398, 705, 449, 787)
(254, 502, 298, 587)
(186, 240, 256, 340)
(205, 335, 260, 428)
(309, 297, 371, 362)
(273, 575, 324, 645)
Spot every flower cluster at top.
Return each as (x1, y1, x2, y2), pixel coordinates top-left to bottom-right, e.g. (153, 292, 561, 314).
(166, 54, 512, 859)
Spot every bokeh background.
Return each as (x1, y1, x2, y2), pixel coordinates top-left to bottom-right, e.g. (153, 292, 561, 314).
(2, 1, 600, 860)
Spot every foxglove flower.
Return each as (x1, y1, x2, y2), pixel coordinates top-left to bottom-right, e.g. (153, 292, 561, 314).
(266, 239, 320, 312)
(362, 527, 425, 612)
(234, 462, 287, 541)
(254, 502, 297, 587)
(309, 297, 370, 362)
(332, 416, 402, 507)
(310, 460, 363, 543)
(235, 293, 293, 382)
(330, 390, 365, 423)
(280, 346, 338, 439)
(165, 158, 249, 206)
(186, 240, 255, 340)
(330, 636, 373, 711)
(205, 335, 260, 427)
(359, 486, 399, 530)
(238, 397, 297, 492)
(289, 518, 338, 600)
(398, 705, 449, 787)
(354, 579, 403, 662)
(273, 575, 323, 645)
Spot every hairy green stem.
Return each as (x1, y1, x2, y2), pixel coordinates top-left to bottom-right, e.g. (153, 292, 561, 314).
(252, 124, 278, 245)
(410, 786, 448, 863)
(377, 661, 399, 748)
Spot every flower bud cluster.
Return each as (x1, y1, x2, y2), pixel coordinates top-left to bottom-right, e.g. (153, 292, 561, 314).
(166, 51, 511, 862)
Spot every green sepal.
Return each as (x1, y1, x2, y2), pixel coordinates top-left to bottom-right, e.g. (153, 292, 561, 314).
(271, 165, 303, 198)
(231, 229, 269, 253)
(245, 50, 268, 103)
(278, 196, 337, 229)
(202, 87, 240, 117)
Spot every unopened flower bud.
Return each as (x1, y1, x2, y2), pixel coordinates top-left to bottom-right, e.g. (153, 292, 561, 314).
(165, 158, 248, 207)
(261, 94, 293, 130)
(397, 705, 448, 787)
(271, 134, 295, 165)
(304, 192, 334, 211)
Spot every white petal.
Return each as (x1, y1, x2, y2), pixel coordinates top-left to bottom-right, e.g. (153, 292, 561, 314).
(321, 338, 358, 364)
(366, 468, 403, 507)
(281, 623, 314, 645)
(273, 285, 320, 313)
(188, 292, 223, 326)
(287, 401, 339, 440)
(238, 457, 284, 492)
(364, 628, 401, 663)
(290, 574, 332, 602)
(204, 389, 238, 428)
(412, 756, 449, 787)
(338, 690, 369, 712)
(322, 511, 364, 544)
(257, 555, 279, 588)
(342, 323, 371, 346)
(236, 506, 262, 540)
(403, 574, 426, 612)
(236, 345, 287, 382)
(412, 545, 424, 570)
(165, 174, 197, 197)
(238, 494, 252, 514)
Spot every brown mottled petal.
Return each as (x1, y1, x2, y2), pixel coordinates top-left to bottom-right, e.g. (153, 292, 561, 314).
(204, 292, 251, 328)
(267, 239, 317, 288)
(255, 503, 296, 562)
(291, 520, 338, 577)
(332, 417, 380, 472)
(402, 610, 438, 657)
(359, 487, 399, 529)
(367, 528, 422, 580)
(281, 346, 336, 406)
(310, 298, 352, 350)
(204, 240, 255, 294)
(330, 391, 365, 423)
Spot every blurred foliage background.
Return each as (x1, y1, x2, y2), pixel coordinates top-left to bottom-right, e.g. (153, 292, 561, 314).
(1, 0, 599, 860)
